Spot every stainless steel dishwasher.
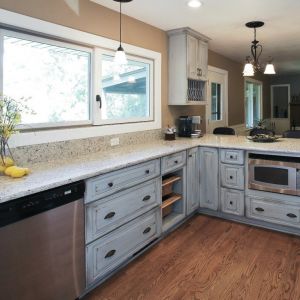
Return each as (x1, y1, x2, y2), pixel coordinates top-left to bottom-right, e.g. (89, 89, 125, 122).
(0, 181, 86, 300)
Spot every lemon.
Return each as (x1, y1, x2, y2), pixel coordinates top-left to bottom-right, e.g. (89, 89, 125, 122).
(10, 168, 27, 178)
(4, 166, 19, 176)
(1, 157, 14, 167)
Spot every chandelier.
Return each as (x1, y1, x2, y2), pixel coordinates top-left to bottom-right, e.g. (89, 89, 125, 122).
(243, 21, 276, 77)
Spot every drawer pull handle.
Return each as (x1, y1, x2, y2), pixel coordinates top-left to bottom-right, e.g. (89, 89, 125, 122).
(105, 249, 116, 258)
(145, 169, 150, 174)
(189, 154, 193, 158)
(108, 182, 114, 188)
(229, 176, 233, 180)
(255, 207, 264, 212)
(230, 155, 233, 159)
(229, 201, 233, 205)
(143, 227, 151, 234)
(104, 212, 116, 219)
(174, 160, 178, 164)
(287, 213, 297, 218)
(143, 195, 151, 202)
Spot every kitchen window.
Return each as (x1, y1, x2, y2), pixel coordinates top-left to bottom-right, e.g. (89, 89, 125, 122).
(0, 28, 156, 129)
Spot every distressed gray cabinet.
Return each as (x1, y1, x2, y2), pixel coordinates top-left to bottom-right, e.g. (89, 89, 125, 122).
(200, 147, 219, 210)
(187, 147, 200, 214)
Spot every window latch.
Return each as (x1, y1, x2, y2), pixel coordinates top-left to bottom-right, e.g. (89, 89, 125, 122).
(96, 95, 102, 109)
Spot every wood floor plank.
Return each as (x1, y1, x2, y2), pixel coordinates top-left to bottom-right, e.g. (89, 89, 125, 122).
(84, 215, 300, 300)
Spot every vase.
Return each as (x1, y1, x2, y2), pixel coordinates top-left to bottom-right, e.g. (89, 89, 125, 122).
(0, 138, 14, 170)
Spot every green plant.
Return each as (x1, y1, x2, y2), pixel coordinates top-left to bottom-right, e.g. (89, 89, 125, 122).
(0, 94, 32, 165)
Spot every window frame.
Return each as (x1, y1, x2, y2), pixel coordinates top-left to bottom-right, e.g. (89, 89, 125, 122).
(244, 77, 263, 129)
(0, 8, 161, 148)
(0, 28, 94, 130)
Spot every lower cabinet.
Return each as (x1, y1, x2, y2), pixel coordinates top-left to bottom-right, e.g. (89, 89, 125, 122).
(220, 188, 244, 216)
(246, 195, 300, 228)
(86, 208, 161, 286)
(200, 147, 219, 210)
(187, 147, 200, 215)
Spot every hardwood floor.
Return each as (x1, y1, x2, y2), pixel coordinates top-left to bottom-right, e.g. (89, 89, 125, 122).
(84, 215, 300, 300)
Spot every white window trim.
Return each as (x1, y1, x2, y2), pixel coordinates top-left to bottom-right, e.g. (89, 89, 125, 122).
(0, 9, 161, 147)
(244, 77, 263, 128)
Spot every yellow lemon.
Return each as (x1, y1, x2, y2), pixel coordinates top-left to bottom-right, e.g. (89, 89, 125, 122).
(0, 165, 6, 173)
(23, 168, 30, 175)
(1, 157, 14, 167)
(4, 166, 19, 176)
(10, 168, 27, 178)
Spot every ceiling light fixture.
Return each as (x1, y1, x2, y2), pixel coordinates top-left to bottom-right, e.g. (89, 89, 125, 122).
(242, 21, 276, 76)
(187, 0, 202, 8)
(113, 0, 132, 65)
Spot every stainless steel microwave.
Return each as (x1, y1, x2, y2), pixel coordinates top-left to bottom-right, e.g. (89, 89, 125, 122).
(248, 154, 300, 196)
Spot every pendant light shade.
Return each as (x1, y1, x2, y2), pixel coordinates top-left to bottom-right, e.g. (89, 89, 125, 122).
(113, 0, 132, 65)
(243, 57, 254, 76)
(264, 62, 276, 75)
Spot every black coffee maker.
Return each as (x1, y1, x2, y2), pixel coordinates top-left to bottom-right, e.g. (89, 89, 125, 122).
(178, 116, 193, 137)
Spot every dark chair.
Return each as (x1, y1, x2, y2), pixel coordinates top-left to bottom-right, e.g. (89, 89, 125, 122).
(282, 130, 300, 138)
(249, 128, 275, 136)
(213, 127, 235, 135)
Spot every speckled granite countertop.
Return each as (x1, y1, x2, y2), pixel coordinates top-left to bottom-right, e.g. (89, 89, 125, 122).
(1, 134, 300, 203)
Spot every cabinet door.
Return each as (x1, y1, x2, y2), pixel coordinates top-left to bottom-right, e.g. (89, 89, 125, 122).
(198, 40, 208, 80)
(187, 148, 200, 214)
(187, 35, 198, 80)
(200, 147, 219, 210)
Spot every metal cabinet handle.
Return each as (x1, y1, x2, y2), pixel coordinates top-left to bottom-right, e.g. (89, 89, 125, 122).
(143, 227, 151, 234)
(255, 207, 264, 212)
(145, 169, 150, 174)
(229, 201, 233, 205)
(230, 155, 233, 159)
(287, 213, 297, 218)
(96, 95, 102, 109)
(143, 195, 151, 202)
(189, 154, 193, 158)
(229, 176, 233, 180)
(104, 212, 115, 219)
(105, 249, 116, 258)
(174, 160, 178, 164)
(108, 182, 114, 188)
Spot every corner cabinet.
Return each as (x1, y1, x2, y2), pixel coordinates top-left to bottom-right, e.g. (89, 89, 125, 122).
(199, 147, 219, 210)
(167, 27, 210, 105)
(187, 148, 200, 215)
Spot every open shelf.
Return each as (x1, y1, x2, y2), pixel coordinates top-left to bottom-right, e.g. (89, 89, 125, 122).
(162, 175, 181, 187)
(162, 193, 182, 209)
(162, 175, 181, 197)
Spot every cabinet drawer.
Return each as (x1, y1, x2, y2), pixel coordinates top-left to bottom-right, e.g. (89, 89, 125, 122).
(246, 196, 300, 228)
(220, 149, 244, 165)
(161, 151, 186, 174)
(221, 188, 244, 216)
(220, 164, 244, 190)
(86, 209, 161, 285)
(85, 159, 160, 203)
(86, 178, 161, 243)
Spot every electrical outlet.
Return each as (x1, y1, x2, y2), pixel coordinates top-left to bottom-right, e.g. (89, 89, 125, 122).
(110, 137, 120, 147)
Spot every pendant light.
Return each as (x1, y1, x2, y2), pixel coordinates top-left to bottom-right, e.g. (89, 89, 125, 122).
(113, 0, 132, 65)
(242, 21, 276, 76)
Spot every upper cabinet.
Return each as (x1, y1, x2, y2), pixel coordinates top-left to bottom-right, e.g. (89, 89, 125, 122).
(168, 27, 210, 105)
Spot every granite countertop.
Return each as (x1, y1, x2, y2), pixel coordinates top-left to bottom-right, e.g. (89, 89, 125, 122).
(1, 134, 300, 203)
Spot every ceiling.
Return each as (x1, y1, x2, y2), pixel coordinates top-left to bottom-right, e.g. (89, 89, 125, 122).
(91, 0, 300, 75)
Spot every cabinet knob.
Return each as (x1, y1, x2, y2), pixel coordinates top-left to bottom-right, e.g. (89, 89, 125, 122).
(287, 213, 297, 218)
(174, 160, 178, 164)
(145, 169, 150, 174)
(108, 182, 114, 188)
(229, 176, 233, 180)
(143, 195, 151, 202)
(104, 212, 116, 219)
(143, 227, 151, 234)
(105, 249, 116, 258)
(230, 155, 233, 159)
(189, 154, 193, 158)
(229, 201, 233, 205)
(255, 207, 264, 212)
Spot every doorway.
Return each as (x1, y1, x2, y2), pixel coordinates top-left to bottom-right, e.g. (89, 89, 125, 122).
(206, 66, 228, 133)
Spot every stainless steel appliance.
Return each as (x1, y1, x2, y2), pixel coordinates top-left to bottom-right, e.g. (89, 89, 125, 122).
(0, 182, 85, 300)
(178, 116, 193, 137)
(248, 153, 300, 196)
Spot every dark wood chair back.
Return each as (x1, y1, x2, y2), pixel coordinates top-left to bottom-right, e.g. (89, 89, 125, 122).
(213, 127, 235, 135)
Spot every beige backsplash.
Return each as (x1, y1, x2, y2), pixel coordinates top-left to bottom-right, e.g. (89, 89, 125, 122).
(11, 129, 163, 165)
